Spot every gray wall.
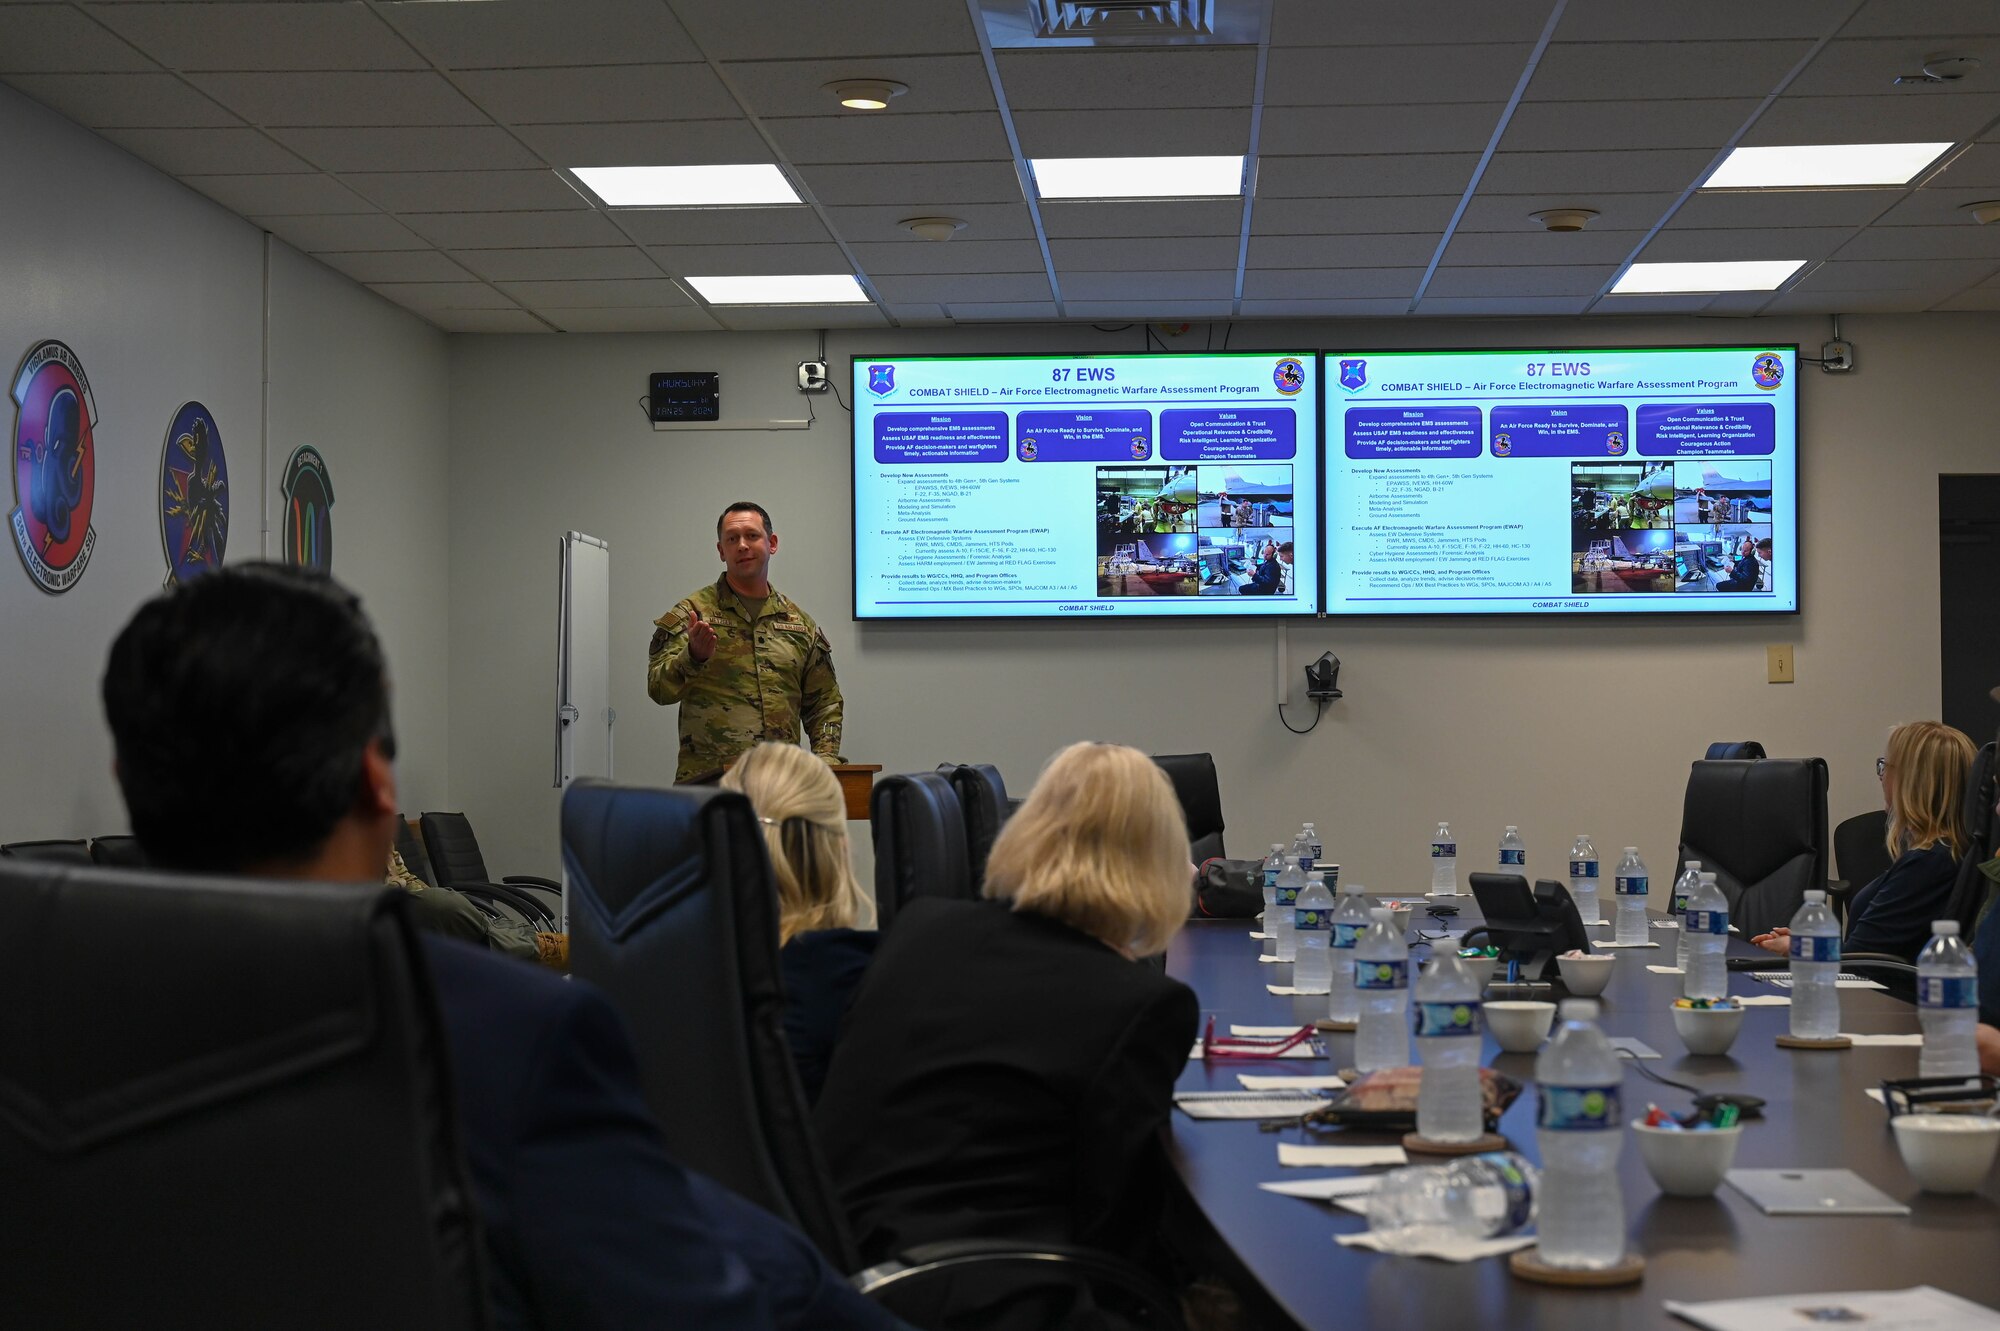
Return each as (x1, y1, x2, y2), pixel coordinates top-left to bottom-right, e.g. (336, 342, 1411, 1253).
(446, 315, 2000, 892)
(0, 84, 452, 843)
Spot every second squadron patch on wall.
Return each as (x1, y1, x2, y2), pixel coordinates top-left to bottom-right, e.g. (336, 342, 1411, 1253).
(160, 401, 228, 586)
(280, 444, 334, 573)
(10, 339, 97, 594)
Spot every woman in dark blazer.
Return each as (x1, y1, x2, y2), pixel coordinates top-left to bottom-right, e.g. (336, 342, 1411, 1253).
(813, 742, 1200, 1271)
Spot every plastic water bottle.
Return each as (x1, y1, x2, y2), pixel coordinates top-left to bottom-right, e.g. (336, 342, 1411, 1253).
(1259, 842, 1284, 955)
(1366, 1152, 1539, 1254)
(1568, 835, 1601, 926)
(1534, 999, 1627, 1270)
(1498, 826, 1526, 879)
(1415, 950, 1486, 1143)
(1304, 821, 1323, 867)
(1684, 871, 1729, 1001)
(1787, 889, 1841, 1042)
(1292, 871, 1335, 993)
(1613, 848, 1648, 946)
(1327, 878, 1371, 1025)
(1272, 855, 1303, 962)
(1917, 920, 1979, 1081)
(1431, 822, 1458, 895)
(1354, 907, 1411, 1072)
(1671, 861, 1701, 972)
(1292, 825, 1316, 874)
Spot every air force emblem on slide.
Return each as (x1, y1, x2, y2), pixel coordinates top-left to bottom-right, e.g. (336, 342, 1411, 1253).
(1338, 359, 1367, 391)
(867, 364, 896, 396)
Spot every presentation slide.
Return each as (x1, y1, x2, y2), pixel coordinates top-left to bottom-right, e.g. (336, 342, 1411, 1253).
(851, 352, 1322, 619)
(1323, 346, 1798, 616)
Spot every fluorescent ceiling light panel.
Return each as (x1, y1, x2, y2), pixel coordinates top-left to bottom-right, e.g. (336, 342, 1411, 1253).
(1031, 155, 1243, 199)
(1611, 260, 1806, 294)
(571, 164, 799, 207)
(687, 274, 868, 305)
(1702, 142, 1952, 189)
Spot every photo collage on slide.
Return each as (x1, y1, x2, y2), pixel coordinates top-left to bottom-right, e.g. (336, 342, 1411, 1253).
(1570, 460, 1774, 596)
(1096, 463, 1294, 598)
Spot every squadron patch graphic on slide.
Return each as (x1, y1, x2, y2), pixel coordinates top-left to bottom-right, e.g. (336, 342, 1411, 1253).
(1751, 352, 1785, 390)
(10, 339, 97, 594)
(867, 363, 896, 396)
(159, 401, 228, 587)
(1273, 357, 1306, 395)
(1337, 359, 1367, 392)
(280, 444, 335, 573)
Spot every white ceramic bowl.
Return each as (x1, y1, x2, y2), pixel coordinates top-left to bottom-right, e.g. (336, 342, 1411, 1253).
(1633, 1120, 1743, 1196)
(1486, 1000, 1557, 1053)
(1457, 952, 1498, 991)
(1557, 953, 1616, 997)
(1891, 1114, 2000, 1194)
(1671, 1003, 1746, 1056)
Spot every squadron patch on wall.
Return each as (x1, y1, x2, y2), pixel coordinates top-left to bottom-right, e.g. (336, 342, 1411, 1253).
(159, 401, 228, 586)
(280, 444, 334, 573)
(9, 339, 97, 594)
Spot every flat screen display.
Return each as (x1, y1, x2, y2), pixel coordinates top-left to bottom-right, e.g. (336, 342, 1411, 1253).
(1322, 345, 1798, 615)
(851, 352, 1322, 619)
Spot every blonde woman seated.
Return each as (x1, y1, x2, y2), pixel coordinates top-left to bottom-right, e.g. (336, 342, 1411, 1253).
(722, 742, 878, 1104)
(813, 742, 1199, 1269)
(1753, 721, 1975, 964)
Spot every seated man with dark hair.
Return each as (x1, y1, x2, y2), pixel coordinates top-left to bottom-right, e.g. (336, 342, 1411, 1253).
(1237, 540, 1294, 595)
(101, 562, 900, 1331)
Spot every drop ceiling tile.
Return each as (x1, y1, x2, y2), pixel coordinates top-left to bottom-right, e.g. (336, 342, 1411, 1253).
(825, 202, 1035, 242)
(402, 209, 630, 249)
(1836, 224, 2000, 260)
(1424, 265, 1618, 297)
(1502, 98, 1759, 152)
(1932, 142, 2000, 187)
(847, 237, 1047, 275)
(1254, 195, 1462, 235)
(5, 73, 238, 127)
(187, 71, 488, 128)
(1697, 291, 1784, 315)
(616, 207, 831, 246)
(712, 304, 890, 330)
(382, 0, 701, 68)
(885, 303, 951, 324)
(1456, 192, 1676, 231)
(344, 169, 587, 214)
(1670, 189, 1899, 228)
(269, 126, 540, 173)
(1793, 257, 2000, 289)
(184, 172, 376, 216)
(1274, 0, 1552, 45)
(1842, 0, 2000, 39)
(1265, 45, 1532, 106)
(1440, 229, 1647, 265)
(765, 112, 1014, 165)
(1237, 297, 1412, 316)
(1014, 107, 1251, 158)
(456, 65, 736, 126)
(1260, 103, 1504, 157)
(1246, 232, 1436, 266)
(252, 212, 429, 252)
(1763, 286, 1944, 313)
(870, 273, 1052, 303)
(1637, 226, 1855, 262)
(1064, 300, 1235, 319)
(1786, 39, 2000, 98)
(1589, 294, 1720, 315)
(1874, 186, 2000, 226)
(668, 0, 979, 62)
(1932, 286, 2000, 311)
(497, 278, 693, 309)
(997, 48, 1258, 110)
(1039, 199, 1241, 239)
(795, 160, 1025, 207)
(88, 2, 426, 71)
(1744, 94, 2000, 146)
(545, 307, 723, 333)
(1417, 294, 1596, 315)
(1240, 268, 1423, 300)
(1254, 153, 1480, 198)
(1049, 236, 1240, 271)
(315, 249, 477, 284)
(510, 119, 772, 167)
(451, 247, 664, 282)
(101, 126, 313, 175)
(723, 56, 997, 118)
(1553, 1, 1836, 40)
(1480, 148, 1716, 194)
(426, 309, 553, 334)
(648, 242, 855, 275)
(942, 301, 1059, 320)
(1529, 41, 1813, 100)
(1059, 270, 1237, 301)
(0, 7, 156, 73)
(366, 281, 517, 312)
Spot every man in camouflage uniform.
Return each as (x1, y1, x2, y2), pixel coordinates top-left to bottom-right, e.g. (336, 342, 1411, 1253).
(648, 501, 843, 782)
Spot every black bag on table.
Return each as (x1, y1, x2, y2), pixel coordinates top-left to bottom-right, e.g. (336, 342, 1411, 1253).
(1194, 857, 1262, 918)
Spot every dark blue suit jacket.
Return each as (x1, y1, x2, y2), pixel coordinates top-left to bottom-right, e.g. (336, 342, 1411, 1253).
(422, 937, 900, 1331)
(781, 928, 879, 1105)
(1845, 843, 1958, 963)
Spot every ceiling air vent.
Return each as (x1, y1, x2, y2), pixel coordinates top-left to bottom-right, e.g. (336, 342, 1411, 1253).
(980, 0, 1262, 47)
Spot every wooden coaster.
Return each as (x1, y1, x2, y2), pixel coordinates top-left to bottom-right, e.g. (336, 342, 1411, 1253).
(1314, 1018, 1357, 1032)
(1508, 1248, 1645, 1287)
(1775, 1034, 1852, 1050)
(1402, 1131, 1509, 1156)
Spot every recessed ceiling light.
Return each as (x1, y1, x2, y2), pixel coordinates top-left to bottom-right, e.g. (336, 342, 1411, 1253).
(824, 79, 909, 110)
(571, 164, 799, 207)
(686, 274, 869, 305)
(1962, 200, 2000, 225)
(901, 215, 967, 241)
(1702, 143, 1953, 189)
(1611, 260, 1806, 294)
(1530, 207, 1599, 232)
(1030, 155, 1244, 200)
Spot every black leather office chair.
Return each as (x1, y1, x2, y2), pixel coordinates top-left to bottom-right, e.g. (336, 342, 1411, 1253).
(86, 834, 148, 868)
(1153, 752, 1226, 864)
(0, 838, 92, 864)
(1828, 809, 1891, 921)
(1943, 741, 1998, 934)
(0, 862, 488, 1331)
(419, 812, 562, 915)
(940, 763, 1010, 895)
(1704, 741, 1767, 760)
(870, 772, 972, 930)
(1676, 757, 1829, 938)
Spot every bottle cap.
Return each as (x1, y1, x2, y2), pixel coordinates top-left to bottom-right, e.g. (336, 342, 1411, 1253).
(1685, 860, 1701, 869)
(1699, 872, 1717, 882)
(1369, 906, 1393, 922)
(1804, 890, 1826, 903)
(1559, 998, 1599, 1021)
(1624, 846, 1638, 854)
(1505, 825, 1518, 832)
(1933, 920, 1961, 937)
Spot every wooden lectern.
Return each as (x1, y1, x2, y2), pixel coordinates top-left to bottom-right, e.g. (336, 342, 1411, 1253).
(832, 764, 882, 821)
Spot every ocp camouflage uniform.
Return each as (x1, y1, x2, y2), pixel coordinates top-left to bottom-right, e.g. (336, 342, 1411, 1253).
(387, 846, 555, 967)
(647, 574, 843, 782)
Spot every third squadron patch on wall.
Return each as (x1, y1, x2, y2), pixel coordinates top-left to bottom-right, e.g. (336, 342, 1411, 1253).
(9, 338, 97, 594)
(159, 401, 228, 586)
(280, 444, 334, 573)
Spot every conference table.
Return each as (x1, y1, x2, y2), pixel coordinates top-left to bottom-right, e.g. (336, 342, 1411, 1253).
(1163, 908, 2000, 1329)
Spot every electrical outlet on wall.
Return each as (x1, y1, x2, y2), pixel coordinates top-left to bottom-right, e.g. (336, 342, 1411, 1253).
(1766, 645, 1795, 684)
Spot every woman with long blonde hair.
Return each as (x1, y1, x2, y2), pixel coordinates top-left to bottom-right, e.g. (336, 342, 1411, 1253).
(1755, 721, 1975, 963)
